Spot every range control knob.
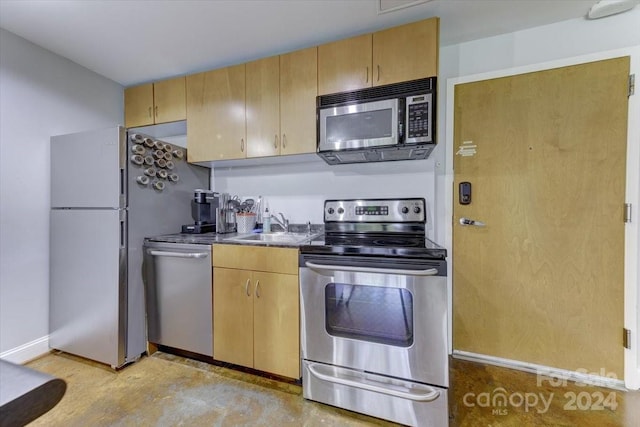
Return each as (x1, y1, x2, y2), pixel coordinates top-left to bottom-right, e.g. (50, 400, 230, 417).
(401, 206, 409, 214)
(327, 207, 335, 215)
(414, 206, 422, 214)
(337, 207, 344, 214)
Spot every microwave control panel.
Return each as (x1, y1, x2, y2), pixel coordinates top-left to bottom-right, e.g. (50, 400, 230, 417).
(405, 93, 433, 144)
(325, 198, 425, 223)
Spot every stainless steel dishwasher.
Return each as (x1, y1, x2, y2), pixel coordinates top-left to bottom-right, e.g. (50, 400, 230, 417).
(143, 241, 213, 357)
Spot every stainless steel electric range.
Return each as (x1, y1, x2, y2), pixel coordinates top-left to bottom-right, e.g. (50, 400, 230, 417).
(299, 198, 448, 427)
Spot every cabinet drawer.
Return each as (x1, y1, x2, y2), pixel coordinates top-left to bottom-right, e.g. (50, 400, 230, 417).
(212, 244, 298, 274)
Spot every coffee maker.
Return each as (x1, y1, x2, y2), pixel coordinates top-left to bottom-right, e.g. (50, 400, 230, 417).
(181, 189, 218, 233)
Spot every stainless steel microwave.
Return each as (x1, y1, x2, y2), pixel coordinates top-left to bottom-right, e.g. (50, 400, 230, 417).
(317, 77, 436, 165)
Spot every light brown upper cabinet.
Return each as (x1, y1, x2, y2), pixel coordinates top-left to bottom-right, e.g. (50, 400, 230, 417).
(318, 17, 439, 95)
(246, 56, 280, 158)
(124, 77, 186, 128)
(246, 47, 318, 158)
(279, 47, 318, 156)
(186, 64, 246, 163)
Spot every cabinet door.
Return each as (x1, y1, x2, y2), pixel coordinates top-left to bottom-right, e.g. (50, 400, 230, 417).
(280, 47, 318, 155)
(213, 267, 253, 367)
(372, 17, 439, 86)
(253, 271, 300, 378)
(124, 83, 154, 128)
(318, 33, 372, 95)
(153, 77, 186, 124)
(246, 56, 280, 158)
(186, 65, 246, 162)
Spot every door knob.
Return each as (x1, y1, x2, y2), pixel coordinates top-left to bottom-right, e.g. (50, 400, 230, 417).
(459, 217, 485, 227)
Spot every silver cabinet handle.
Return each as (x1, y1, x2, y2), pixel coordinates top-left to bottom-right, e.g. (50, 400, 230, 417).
(365, 66, 369, 83)
(376, 64, 380, 82)
(255, 280, 260, 298)
(245, 278, 251, 297)
(240, 138, 245, 152)
(154, 105, 158, 118)
(274, 134, 278, 149)
(282, 133, 287, 149)
(305, 261, 438, 277)
(148, 250, 208, 259)
(307, 363, 440, 402)
(459, 217, 486, 227)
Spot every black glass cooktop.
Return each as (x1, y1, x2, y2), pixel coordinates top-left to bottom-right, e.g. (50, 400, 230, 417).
(299, 233, 447, 259)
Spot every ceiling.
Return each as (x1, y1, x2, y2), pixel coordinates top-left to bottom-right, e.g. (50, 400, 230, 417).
(0, 0, 603, 87)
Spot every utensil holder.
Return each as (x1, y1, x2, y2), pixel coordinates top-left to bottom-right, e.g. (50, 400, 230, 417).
(236, 213, 257, 234)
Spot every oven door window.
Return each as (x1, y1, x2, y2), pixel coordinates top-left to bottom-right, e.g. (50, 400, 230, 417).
(325, 283, 413, 347)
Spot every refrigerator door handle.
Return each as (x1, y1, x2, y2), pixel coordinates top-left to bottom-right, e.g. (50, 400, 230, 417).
(148, 250, 209, 259)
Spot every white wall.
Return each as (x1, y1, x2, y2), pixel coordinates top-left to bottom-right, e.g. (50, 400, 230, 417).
(0, 29, 123, 359)
(213, 155, 439, 234)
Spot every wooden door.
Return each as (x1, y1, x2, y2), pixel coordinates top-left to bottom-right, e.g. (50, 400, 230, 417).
(318, 33, 372, 95)
(253, 271, 300, 378)
(124, 83, 154, 128)
(280, 47, 318, 155)
(186, 64, 246, 162)
(453, 57, 630, 378)
(153, 77, 186, 124)
(372, 17, 439, 86)
(246, 56, 280, 158)
(213, 267, 253, 367)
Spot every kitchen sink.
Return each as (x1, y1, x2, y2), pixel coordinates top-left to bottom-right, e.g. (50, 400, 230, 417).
(223, 232, 321, 245)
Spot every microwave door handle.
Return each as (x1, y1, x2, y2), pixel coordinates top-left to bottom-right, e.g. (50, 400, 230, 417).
(304, 261, 438, 276)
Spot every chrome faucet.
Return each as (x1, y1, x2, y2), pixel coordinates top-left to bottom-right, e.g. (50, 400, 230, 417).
(271, 212, 289, 232)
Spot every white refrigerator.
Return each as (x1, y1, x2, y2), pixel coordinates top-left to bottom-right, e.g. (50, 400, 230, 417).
(49, 126, 209, 368)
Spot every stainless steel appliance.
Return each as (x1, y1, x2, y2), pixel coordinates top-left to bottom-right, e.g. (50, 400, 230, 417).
(299, 198, 448, 426)
(49, 126, 210, 368)
(317, 77, 436, 165)
(214, 192, 237, 234)
(142, 241, 213, 356)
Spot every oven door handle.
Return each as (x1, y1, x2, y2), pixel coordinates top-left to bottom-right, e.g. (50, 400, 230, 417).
(304, 261, 438, 276)
(307, 363, 440, 402)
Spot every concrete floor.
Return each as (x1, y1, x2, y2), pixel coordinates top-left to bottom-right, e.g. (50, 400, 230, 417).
(25, 351, 639, 426)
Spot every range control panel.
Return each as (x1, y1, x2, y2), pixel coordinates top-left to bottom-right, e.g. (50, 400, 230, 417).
(325, 198, 425, 223)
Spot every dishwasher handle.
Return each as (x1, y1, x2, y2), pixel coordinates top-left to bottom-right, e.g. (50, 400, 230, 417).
(148, 250, 209, 259)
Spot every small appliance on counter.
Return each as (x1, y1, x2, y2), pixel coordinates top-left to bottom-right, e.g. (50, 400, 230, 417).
(181, 189, 218, 234)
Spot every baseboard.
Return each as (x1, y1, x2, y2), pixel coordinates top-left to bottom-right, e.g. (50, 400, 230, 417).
(453, 350, 627, 391)
(0, 336, 50, 364)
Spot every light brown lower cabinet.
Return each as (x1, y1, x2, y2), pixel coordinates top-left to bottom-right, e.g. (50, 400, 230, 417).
(212, 245, 300, 379)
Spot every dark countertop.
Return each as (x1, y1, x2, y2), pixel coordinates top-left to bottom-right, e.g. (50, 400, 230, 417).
(145, 224, 324, 248)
